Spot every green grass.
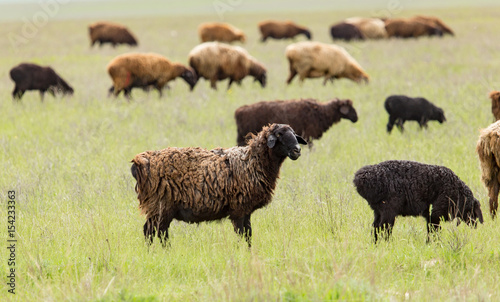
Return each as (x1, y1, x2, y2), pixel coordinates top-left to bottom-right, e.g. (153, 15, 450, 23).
(1, 4, 500, 301)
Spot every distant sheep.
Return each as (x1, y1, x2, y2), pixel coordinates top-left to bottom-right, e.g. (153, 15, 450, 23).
(384, 95, 446, 133)
(411, 15, 454, 36)
(106, 53, 197, 99)
(330, 22, 365, 41)
(354, 160, 483, 242)
(476, 121, 500, 218)
(131, 124, 307, 247)
(188, 42, 266, 90)
(9, 63, 74, 101)
(344, 17, 388, 39)
(198, 22, 246, 43)
(88, 21, 138, 47)
(489, 91, 500, 121)
(258, 20, 311, 42)
(285, 41, 369, 85)
(384, 18, 443, 38)
(234, 98, 358, 146)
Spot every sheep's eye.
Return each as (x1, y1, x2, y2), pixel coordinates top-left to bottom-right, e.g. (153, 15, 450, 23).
(276, 133, 280, 137)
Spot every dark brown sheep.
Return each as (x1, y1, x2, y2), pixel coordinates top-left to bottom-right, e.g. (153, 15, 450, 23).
(234, 98, 358, 146)
(489, 91, 500, 121)
(9, 63, 74, 101)
(131, 124, 307, 247)
(330, 22, 365, 41)
(411, 15, 454, 36)
(88, 21, 138, 47)
(385, 18, 443, 38)
(258, 20, 311, 42)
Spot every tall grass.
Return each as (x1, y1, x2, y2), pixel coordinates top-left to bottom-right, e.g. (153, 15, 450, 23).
(0, 4, 500, 301)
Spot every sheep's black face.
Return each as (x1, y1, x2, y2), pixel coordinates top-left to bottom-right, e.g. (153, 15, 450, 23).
(303, 30, 312, 40)
(267, 124, 307, 160)
(465, 198, 484, 227)
(340, 104, 358, 123)
(434, 108, 446, 123)
(181, 69, 198, 91)
(257, 73, 267, 88)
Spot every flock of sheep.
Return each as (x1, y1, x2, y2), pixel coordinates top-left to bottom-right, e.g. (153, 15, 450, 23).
(9, 16, 500, 246)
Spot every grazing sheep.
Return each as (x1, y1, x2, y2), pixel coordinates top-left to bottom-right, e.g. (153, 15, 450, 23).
(285, 41, 369, 85)
(258, 20, 311, 42)
(198, 22, 246, 43)
(234, 98, 358, 146)
(330, 22, 365, 41)
(489, 91, 500, 121)
(344, 17, 388, 39)
(88, 21, 138, 47)
(106, 53, 197, 99)
(476, 121, 500, 218)
(9, 63, 74, 101)
(188, 42, 267, 90)
(130, 124, 307, 247)
(353, 160, 484, 242)
(384, 18, 443, 38)
(384, 95, 446, 133)
(411, 15, 454, 36)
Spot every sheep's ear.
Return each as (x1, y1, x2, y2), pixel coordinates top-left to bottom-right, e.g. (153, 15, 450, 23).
(296, 135, 307, 145)
(267, 134, 277, 148)
(340, 105, 350, 115)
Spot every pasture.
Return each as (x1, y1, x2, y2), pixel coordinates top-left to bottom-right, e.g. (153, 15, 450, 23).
(1, 1, 500, 301)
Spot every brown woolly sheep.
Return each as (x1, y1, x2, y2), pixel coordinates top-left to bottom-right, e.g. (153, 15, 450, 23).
(188, 42, 267, 90)
(476, 120, 500, 218)
(384, 18, 443, 38)
(285, 41, 369, 85)
(130, 124, 307, 247)
(106, 53, 197, 99)
(88, 21, 138, 47)
(9, 63, 74, 101)
(234, 98, 358, 147)
(411, 15, 454, 36)
(344, 17, 388, 39)
(258, 20, 311, 42)
(198, 22, 246, 43)
(489, 91, 500, 121)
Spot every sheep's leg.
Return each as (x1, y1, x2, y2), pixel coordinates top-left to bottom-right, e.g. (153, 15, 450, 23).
(107, 86, 115, 97)
(39, 90, 45, 102)
(143, 216, 158, 245)
(372, 211, 382, 243)
(12, 86, 23, 100)
(123, 87, 132, 100)
(231, 215, 252, 247)
(396, 119, 405, 132)
(286, 60, 297, 84)
(488, 178, 499, 219)
(387, 116, 397, 133)
(210, 78, 218, 90)
(375, 212, 395, 242)
(227, 78, 234, 90)
(419, 118, 429, 129)
(157, 216, 173, 247)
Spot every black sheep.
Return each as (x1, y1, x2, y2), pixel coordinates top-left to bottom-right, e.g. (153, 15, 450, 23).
(384, 95, 446, 133)
(9, 63, 74, 101)
(330, 22, 365, 41)
(353, 160, 483, 243)
(234, 98, 358, 147)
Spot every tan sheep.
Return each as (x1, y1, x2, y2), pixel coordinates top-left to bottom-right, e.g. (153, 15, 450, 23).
(188, 42, 267, 90)
(106, 53, 197, 99)
(476, 120, 500, 218)
(88, 21, 138, 47)
(198, 22, 246, 43)
(258, 20, 312, 42)
(285, 41, 369, 85)
(344, 17, 388, 39)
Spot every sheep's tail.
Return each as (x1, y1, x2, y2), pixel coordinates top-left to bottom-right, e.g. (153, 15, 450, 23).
(476, 124, 500, 188)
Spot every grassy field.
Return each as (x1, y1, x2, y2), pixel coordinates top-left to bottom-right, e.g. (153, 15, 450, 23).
(1, 2, 500, 301)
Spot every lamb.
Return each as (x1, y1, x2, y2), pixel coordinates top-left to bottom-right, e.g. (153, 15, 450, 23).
(353, 160, 484, 243)
(384, 95, 446, 133)
(106, 53, 197, 99)
(489, 91, 500, 121)
(188, 42, 267, 90)
(384, 18, 443, 38)
(234, 98, 358, 147)
(88, 21, 138, 47)
(9, 63, 74, 101)
(258, 20, 311, 42)
(198, 22, 246, 43)
(285, 41, 369, 85)
(344, 17, 388, 39)
(329, 22, 365, 41)
(411, 15, 454, 36)
(476, 121, 500, 218)
(130, 124, 307, 247)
